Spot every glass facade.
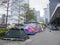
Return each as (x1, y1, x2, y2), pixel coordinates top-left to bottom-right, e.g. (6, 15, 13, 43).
(44, 8, 49, 24)
(49, 0, 60, 17)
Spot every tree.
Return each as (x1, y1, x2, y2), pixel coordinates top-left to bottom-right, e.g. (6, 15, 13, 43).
(26, 9, 35, 20)
(22, 4, 36, 22)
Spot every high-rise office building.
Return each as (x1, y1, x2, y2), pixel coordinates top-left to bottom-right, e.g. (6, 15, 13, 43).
(2, 14, 6, 24)
(49, 0, 60, 17)
(44, 7, 49, 24)
(35, 11, 40, 22)
(9, 0, 29, 24)
(39, 17, 44, 23)
(49, 0, 60, 26)
(33, 8, 40, 22)
(0, 0, 29, 24)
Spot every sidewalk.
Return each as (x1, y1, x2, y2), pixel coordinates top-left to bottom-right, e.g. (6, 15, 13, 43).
(0, 28, 60, 45)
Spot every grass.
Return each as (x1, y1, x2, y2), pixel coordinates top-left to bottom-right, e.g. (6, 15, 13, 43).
(0, 28, 8, 39)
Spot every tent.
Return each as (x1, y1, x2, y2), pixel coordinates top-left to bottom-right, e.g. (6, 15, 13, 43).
(24, 23, 44, 35)
(36, 23, 43, 32)
(27, 19, 43, 32)
(24, 25, 36, 35)
(28, 19, 37, 23)
(3, 28, 29, 41)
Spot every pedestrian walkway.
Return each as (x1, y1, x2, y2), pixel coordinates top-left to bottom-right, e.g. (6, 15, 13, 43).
(0, 28, 60, 45)
(25, 28, 60, 45)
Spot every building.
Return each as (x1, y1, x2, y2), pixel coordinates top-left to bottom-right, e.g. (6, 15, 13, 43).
(0, 14, 6, 24)
(44, 5, 49, 24)
(49, 0, 60, 17)
(33, 8, 40, 22)
(49, 0, 60, 26)
(0, 0, 29, 25)
(39, 17, 44, 23)
(8, 0, 29, 24)
(0, 18, 3, 24)
(35, 11, 40, 22)
(1, 14, 6, 24)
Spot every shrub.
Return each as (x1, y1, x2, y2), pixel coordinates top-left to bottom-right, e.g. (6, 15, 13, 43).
(0, 28, 8, 38)
(0, 32, 5, 37)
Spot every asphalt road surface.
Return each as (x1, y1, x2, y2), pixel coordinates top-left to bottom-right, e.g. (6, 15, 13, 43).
(0, 28, 60, 45)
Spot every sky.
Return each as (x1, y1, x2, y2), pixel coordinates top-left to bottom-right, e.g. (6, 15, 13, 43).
(0, 0, 49, 18)
(29, 0, 49, 17)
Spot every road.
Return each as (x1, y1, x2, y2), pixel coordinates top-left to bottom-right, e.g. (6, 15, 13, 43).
(0, 28, 60, 45)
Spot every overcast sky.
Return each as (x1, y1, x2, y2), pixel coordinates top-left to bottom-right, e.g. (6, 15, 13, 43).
(0, 0, 49, 17)
(29, 0, 49, 17)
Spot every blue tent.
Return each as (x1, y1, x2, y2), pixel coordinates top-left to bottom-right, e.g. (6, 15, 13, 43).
(24, 24, 35, 35)
(24, 29, 35, 35)
(24, 23, 44, 35)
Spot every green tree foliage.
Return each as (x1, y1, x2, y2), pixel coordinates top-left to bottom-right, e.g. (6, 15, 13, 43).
(22, 4, 36, 21)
